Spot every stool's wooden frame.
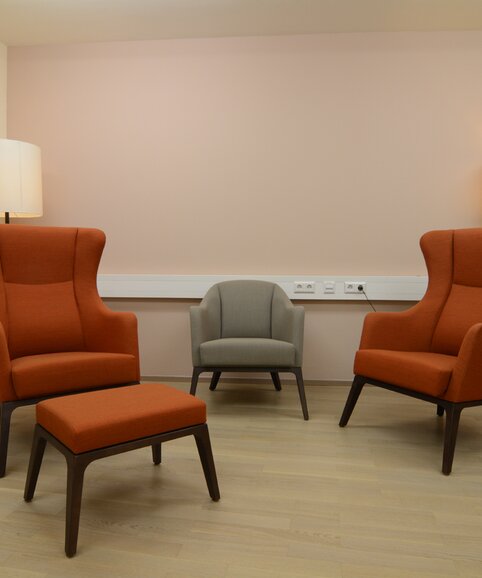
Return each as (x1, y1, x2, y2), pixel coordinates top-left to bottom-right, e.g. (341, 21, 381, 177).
(24, 422, 220, 557)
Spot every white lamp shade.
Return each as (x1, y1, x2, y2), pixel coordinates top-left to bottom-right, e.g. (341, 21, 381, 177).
(0, 139, 43, 218)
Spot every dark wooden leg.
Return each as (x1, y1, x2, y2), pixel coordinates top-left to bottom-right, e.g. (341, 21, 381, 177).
(24, 425, 47, 502)
(209, 372, 222, 391)
(270, 372, 282, 391)
(194, 424, 220, 501)
(293, 368, 309, 420)
(65, 456, 88, 557)
(339, 375, 366, 427)
(0, 402, 15, 478)
(190, 368, 203, 396)
(442, 404, 462, 476)
(437, 405, 444, 416)
(151, 443, 162, 465)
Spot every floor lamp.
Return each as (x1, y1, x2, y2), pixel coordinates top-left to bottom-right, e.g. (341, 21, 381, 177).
(0, 138, 43, 224)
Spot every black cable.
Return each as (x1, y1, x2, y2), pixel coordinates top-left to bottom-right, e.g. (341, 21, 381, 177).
(358, 285, 376, 312)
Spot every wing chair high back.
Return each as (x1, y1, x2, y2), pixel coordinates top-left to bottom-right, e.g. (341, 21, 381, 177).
(339, 228, 482, 474)
(0, 225, 140, 476)
(190, 280, 308, 420)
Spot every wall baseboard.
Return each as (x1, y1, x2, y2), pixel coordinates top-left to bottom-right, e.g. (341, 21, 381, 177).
(99, 274, 427, 301)
(141, 375, 352, 386)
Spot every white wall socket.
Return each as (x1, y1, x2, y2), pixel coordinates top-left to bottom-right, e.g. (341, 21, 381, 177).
(344, 281, 366, 294)
(294, 281, 316, 293)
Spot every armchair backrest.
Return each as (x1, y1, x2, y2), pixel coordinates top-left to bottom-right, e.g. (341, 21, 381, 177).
(205, 280, 293, 340)
(417, 228, 482, 356)
(429, 228, 482, 355)
(218, 280, 275, 338)
(0, 225, 105, 359)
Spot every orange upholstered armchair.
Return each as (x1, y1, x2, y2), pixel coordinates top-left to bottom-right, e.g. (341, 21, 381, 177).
(0, 225, 140, 476)
(339, 228, 482, 475)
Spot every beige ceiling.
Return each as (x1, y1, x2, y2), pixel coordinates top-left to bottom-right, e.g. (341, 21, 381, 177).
(1, 0, 482, 46)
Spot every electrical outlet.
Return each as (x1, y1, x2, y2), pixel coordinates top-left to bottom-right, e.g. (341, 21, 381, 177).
(294, 281, 316, 294)
(344, 281, 366, 294)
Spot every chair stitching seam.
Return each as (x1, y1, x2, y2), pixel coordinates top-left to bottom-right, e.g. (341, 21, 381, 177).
(430, 229, 456, 354)
(72, 229, 88, 351)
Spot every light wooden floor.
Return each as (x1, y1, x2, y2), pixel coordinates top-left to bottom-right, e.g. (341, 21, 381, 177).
(1, 381, 482, 578)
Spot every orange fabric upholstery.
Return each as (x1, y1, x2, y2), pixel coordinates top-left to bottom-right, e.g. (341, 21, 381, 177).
(342, 228, 482, 474)
(354, 350, 457, 397)
(356, 228, 482, 403)
(37, 383, 207, 454)
(0, 324, 15, 401)
(431, 284, 482, 356)
(0, 224, 140, 402)
(11, 352, 139, 399)
(446, 323, 482, 402)
(6, 282, 85, 358)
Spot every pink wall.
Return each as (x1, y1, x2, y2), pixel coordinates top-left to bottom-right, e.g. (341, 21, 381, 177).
(8, 32, 482, 277)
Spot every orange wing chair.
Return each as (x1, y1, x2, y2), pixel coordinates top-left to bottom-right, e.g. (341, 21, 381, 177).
(0, 225, 140, 477)
(339, 228, 482, 475)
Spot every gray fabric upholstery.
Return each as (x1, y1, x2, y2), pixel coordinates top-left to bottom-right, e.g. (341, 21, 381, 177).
(271, 285, 304, 366)
(218, 280, 273, 338)
(200, 338, 296, 367)
(190, 285, 221, 366)
(190, 280, 304, 368)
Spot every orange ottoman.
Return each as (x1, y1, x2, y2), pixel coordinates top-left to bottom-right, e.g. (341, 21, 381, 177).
(24, 383, 220, 557)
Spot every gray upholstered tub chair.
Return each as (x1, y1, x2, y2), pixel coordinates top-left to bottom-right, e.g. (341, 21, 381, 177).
(190, 280, 308, 420)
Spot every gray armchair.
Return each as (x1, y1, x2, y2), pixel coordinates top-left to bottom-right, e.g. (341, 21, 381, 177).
(190, 280, 308, 420)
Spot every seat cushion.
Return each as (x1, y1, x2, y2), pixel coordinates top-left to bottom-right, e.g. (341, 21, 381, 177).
(354, 349, 457, 397)
(200, 338, 296, 367)
(11, 351, 139, 399)
(37, 383, 206, 454)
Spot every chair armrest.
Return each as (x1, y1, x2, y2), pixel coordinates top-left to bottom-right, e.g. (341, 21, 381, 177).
(81, 303, 140, 378)
(272, 299, 305, 366)
(445, 323, 482, 402)
(360, 234, 455, 352)
(0, 324, 15, 401)
(359, 302, 438, 352)
(190, 287, 221, 366)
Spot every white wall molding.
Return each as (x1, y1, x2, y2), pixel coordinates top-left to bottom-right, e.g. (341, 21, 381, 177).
(98, 274, 428, 301)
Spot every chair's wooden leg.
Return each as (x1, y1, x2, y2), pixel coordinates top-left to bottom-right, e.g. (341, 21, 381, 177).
(437, 405, 444, 417)
(190, 368, 203, 396)
(151, 443, 162, 465)
(65, 456, 87, 558)
(194, 424, 220, 501)
(209, 372, 222, 391)
(339, 375, 366, 427)
(293, 368, 309, 420)
(24, 425, 47, 502)
(442, 404, 463, 476)
(270, 372, 282, 391)
(0, 402, 15, 478)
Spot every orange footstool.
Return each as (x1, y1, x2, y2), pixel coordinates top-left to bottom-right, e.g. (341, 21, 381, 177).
(24, 383, 220, 557)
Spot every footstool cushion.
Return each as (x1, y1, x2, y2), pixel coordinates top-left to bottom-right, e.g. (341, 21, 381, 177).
(37, 383, 206, 453)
